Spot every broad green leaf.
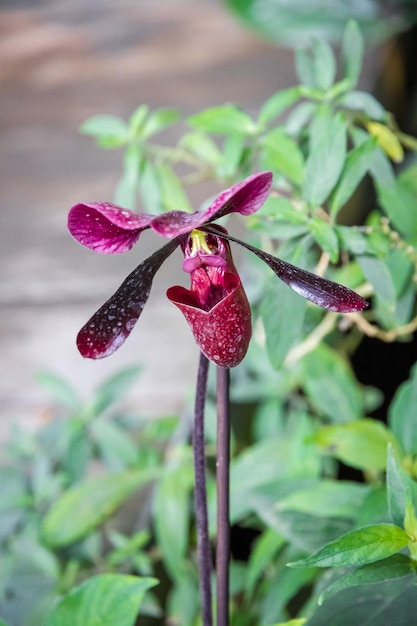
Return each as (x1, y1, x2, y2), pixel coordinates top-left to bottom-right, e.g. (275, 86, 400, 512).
(377, 175, 417, 243)
(329, 136, 378, 215)
(128, 104, 149, 135)
(319, 554, 414, 605)
(90, 365, 142, 415)
(142, 107, 179, 139)
(0, 620, 9, 626)
(355, 486, 389, 527)
(157, 163, 191, 212)
(285, 101, 316, 136)
(289, 523, 409, 568)
(270, 620, 307, 626)
(295, 48, 316, 87)
(261, 127, 304, 185)
(301, 344, 363, 423)
(312, 38, 336, 90)
(308, 218, 339, 262)
(258, 86, 302, 126)
(307, 574, 417, 625)
(114, 173, 137, 210)
(366, 122, 404, 163)
(338, 91, 387, 121)
(386, 444, 417, 528)
(45, 574, 158, 626)
(253, 196, 307, 225)
(36, 371, 81, 411)
(179, 131, 222, 165)
(80, 115, 129, 148)
(188, 104, 256, 135)
(357, 255, 396, 305)
(260, 563, 316, 624)
(278, 480, 369, 519)
(389, 363, 417, 455)
(114, 143, 142, 209)
(303, 108, 347, 206)
(153, 459, 193, 580)
(315, 419, 398, 471)
(219, 133, 246, 178)
(336, 226, 369, 255)
(42, 469, 156, 547)
(246, 529, 285, 594)
(341, 20, 364, 87)
(166, 572, 199, 626)
(91, 419, 138, 470)
(261, 275, 307, 369)
(139, 159, 162, 214)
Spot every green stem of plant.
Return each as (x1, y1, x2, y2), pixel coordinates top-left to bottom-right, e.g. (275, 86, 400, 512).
(193, 352, 213, 626)
(216, 366, 231, 626)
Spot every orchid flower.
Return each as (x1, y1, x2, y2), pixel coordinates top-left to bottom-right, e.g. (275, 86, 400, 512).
(68, 171, 367, 367)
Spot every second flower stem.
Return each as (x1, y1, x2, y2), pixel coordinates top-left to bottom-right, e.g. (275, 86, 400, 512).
(216, 366, 231, 626)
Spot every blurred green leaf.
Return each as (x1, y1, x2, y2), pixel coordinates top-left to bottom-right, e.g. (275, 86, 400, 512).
(308, 218, 339, 262)
(376, 169, 417, 243)
(295, 48, 316, 88)
(301, 344, 363, 423)
(166, 572, 199, 626)
(179, 131, 223, 165)
(319, 554, 414, 605)
(285, 101, 316, 136)
(220, 133, 246, 177)
(278, 480, 369, 519)
(42, 469, 157, 547)
(289, 523, 409, 568)
(389, 363, 417, 456)
(261, 274, 307, 369)
(188, 105, 256, 135)
(142, 108, 179, 139)
(303, 108, 347, 206)
(258, 86, 302, 126)
(158, 163, 191, 212)
(91, 420, 138, 470)
(269, 620, 307, 626)
(315, 419, 398, 471)
(341, 20, 364, 88)
(367, 122, 404, 163)
(329, 136, 378, 216)
(128, 104, 149, 136)
(80, 115, 129, 148)
(338, 91, 387, 121)
(153, 458, 193, 580)
(312, 38, 336, 90)
(36, 371, 82, 412)
(114, 144, 142, 209)
(261, 127, 304, 184)
(90, 365, 142, 416)
(45, 574, 157, 626)
(386, 445, 417, 528)
(139, 159, 162, 214)
(357, 255, 396, 305)
(259, 563, 316, 624)
(245, 529, 285, 595)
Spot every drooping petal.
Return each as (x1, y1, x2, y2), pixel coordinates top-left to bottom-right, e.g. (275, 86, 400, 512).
(68, 202, 155, 253)
(167, 273, 252, 368)
(203, 226, 368, 313)
(150, 171, 273, 238)
(77, 237, 181, 358)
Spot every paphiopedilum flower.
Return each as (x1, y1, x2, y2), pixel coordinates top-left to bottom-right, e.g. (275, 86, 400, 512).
(68, 172, 367, 367)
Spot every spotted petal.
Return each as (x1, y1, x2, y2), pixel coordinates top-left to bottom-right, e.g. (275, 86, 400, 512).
(68, 202, 155, 253)
(204, 226, 368, 313)
(150, 171, 273, 238)
(77, 237, 181, 358)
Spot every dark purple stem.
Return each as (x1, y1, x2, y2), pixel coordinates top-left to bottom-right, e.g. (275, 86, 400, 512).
(216, 366, 230, 626)
(193, 352, 213, 626)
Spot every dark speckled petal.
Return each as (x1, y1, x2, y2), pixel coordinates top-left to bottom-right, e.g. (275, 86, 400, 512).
(77, 237, 182, 358)
(203, 226, 368, 313)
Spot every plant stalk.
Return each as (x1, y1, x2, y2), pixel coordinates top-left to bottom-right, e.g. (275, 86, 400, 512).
(193, 352, 213, 626)
(216, 365, 231, 626)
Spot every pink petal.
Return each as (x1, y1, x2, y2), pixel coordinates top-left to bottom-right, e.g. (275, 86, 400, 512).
(77, 238, 181, 359)
(150, 171, 273, 238)
(68, 202, 155, 254)
(167, 276, 252, 368)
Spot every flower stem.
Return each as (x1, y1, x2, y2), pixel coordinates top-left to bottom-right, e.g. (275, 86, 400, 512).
(193, 352, 213, 626)
(216, 366, 230, 626)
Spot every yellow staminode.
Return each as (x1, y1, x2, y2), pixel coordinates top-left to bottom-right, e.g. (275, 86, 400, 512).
(189, 229, 213, 256)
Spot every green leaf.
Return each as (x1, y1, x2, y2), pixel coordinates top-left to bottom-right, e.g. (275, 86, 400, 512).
(341, 20, 364, 88)
(139, 159, 162, 214)
(386, 444, 417, 528)
(219, 133, 246, 178)
(329, 136, 378, 215)
(301, 344, 363, 423)
(42, 469, 156, 547)
(260, 564, 316, 624)
(357, 255, 396, 305)
(319, 554, 414, 605)
(312, 38, 336, 90)
(315, 419, 398, 471)
(188, 104, 256, 135)
(295, 48, 316, 88)
(128, 104, 149, 135)
(389, 363, 417, 455)
(366, 122, 404, 163)
(289, 523, 409, 568)
(303, 108, 347, 206)
(179, 131, 222, 165)
(90, 365, 142, 415)
(376, 175, 417, 243)
(338, 91, 387, 121)
(141, 108, 179, 139)
(80, 115, 129, 148)
(36, 371, 81, 411)
(261, 274, 307, 369)
(278, 481, 369, 519)
(158, 163, 191, 212)
(258, 86, 302, 126)
(91, 420, 138, 470)
(153, 458, 194, 580)
(261, 127, 304, 185)
(269, 620, 307, 626)
(114, 144, 142, 209)
(285, 101, 316, 136)
(245, 529, 285, 595)
(45, 574, 158, 626)
(308, 218, 339, 262)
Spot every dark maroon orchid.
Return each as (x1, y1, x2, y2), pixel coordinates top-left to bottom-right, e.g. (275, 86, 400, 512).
(68, 171, 367, 367)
